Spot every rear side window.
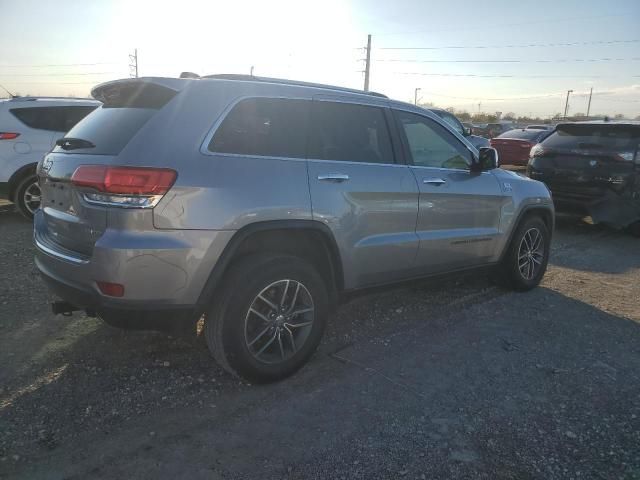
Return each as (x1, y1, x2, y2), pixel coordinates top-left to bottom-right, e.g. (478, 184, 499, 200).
(542, 125, 640, 161)
(10, 106, 97, 132)
(308, 101, 394, 164)
(208, 98, 310, 158)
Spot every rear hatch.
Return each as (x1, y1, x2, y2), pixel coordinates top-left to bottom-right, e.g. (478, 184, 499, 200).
(528, 123, 639, 202)
(37, 79, 180, 257)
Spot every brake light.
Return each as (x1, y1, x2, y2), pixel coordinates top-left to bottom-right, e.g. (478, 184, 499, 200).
(0, 132, 20, 140)
(71, 165, 176, 208)
(520, 142, 533, 149)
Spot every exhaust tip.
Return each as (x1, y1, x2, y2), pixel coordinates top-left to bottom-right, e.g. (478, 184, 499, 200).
(51, 301, 79, 316)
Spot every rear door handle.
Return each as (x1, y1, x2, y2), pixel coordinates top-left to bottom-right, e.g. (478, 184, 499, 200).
(423, 177, 446, 186)
(318, 173, 349, 182)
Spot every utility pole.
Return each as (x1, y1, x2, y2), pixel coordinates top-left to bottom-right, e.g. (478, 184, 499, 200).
(129, 49, 138, 78)
(363, 34, 371, 92)
(414, 87, 421, 105)
(250, 66, 254, 76)
(563, 89, 573, 120)
(586, 87, 593, 118)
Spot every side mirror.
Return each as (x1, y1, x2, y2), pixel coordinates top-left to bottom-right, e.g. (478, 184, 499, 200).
(473, 147, 499, 172)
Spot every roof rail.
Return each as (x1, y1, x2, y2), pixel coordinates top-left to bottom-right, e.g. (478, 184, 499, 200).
(202, 74, 388, 99)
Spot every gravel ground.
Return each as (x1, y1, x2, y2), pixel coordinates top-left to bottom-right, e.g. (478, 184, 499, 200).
(0, 208, 639, 479)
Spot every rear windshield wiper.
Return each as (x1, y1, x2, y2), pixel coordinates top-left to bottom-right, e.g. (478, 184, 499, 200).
(56, 137, 96, 151)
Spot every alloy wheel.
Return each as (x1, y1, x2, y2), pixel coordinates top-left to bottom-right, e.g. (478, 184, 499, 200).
(23, 181, 42, 215)
(244, 279, 314, 364)
(518, 227, 544, 280)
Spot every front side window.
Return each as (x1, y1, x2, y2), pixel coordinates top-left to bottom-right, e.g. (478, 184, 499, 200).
(396, 111, 471, 170)
(208, 98, 310, 158)
(308, 101, 394, 164)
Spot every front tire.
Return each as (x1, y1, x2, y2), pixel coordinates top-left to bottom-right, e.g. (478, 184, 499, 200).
(205, 254, 329, 383)
(15, 173, 41, 219)
(494, 216, 550, 291)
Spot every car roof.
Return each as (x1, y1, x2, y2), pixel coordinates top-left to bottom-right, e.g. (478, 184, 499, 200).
(556, 120, 640, 128)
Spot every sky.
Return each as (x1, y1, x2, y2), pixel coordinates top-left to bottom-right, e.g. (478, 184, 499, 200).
(1, 0, 639, 118)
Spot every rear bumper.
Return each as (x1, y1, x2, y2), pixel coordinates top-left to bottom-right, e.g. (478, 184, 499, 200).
(33, 209, 235, 328)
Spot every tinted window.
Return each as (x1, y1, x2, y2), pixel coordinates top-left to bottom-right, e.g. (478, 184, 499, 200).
(396, 111, 471, 170)
(498, 129, 546, 141)
(542, 125, 640, 161)
(308, 102, 394, 164)
(209, 98, 309, 158)
(437, 111, 464, 136)
(54, 107, 157, 155)
(10, 106, 97, 132)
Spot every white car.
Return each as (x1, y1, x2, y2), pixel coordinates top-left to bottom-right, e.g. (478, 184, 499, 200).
(0, 97, 100, 218)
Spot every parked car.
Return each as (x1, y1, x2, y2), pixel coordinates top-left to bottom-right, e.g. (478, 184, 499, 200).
(0, 97, 100, 218)
(486, 123, 515, 139)
(490, 129, 552, 166)
(528, 121, 639, 235)
(526, 125, 553, 131)
(429, 108, 490, 149)
(35, 75, 554, 383)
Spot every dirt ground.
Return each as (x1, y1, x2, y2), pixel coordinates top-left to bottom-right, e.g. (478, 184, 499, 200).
(0, 206, 639, 480)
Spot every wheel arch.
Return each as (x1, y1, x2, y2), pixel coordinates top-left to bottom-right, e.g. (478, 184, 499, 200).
(499, 205, 554, 262)
(196, 220, 344, 312)
(8, 162, 38, 202)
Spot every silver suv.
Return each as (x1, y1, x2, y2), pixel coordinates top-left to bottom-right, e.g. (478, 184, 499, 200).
(34, 75, 554, 383)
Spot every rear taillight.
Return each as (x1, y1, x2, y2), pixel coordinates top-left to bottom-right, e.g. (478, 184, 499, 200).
(71, 165, 177, 208)
(0, 132, 20, 140)
(520, 142, 533, 149)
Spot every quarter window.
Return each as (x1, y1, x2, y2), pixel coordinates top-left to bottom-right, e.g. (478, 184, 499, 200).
(208, 98, 309, 158)
(396, 111, 471, 170)
(308, 101, 394, 164)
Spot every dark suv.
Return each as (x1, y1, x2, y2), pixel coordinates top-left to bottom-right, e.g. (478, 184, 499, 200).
(528, 121, 640, 233)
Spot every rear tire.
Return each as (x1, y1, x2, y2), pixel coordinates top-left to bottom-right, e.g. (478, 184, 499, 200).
(493, 216, 550, 291)
(15, 173, 41, 220)
(205, 254, 328, 383)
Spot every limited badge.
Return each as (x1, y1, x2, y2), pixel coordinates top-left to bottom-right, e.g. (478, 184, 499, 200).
(502, 182, 513, 192)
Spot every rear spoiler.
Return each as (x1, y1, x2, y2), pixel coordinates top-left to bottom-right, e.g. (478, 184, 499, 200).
(91, 78, 186, 107)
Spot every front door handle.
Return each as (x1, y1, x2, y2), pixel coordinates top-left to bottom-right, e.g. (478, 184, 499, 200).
(318, 173, 349, 182)
(423, 177, 446, 186)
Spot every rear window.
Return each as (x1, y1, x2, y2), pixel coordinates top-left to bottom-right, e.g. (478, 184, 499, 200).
(10, 106, 97, 132)
(542, 125, 640, 160)
(498, 129, 546, 141)
(208, 98, 310, 158)
(308, 102, 394, 164)
(53, 82, 177, 155)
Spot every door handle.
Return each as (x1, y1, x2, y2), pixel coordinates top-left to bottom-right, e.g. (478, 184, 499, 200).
(318, 173, 349, 182)
(423, 177, 446, 186)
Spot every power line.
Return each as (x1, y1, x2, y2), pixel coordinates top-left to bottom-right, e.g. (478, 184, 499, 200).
(0, 72, 119, 77)
(375, 57, 640, 64)
(379, 39, 640, 50)
(0, 62, 120, 68)
(392, 72, 631, 79)
(374, 14, 632, 36)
